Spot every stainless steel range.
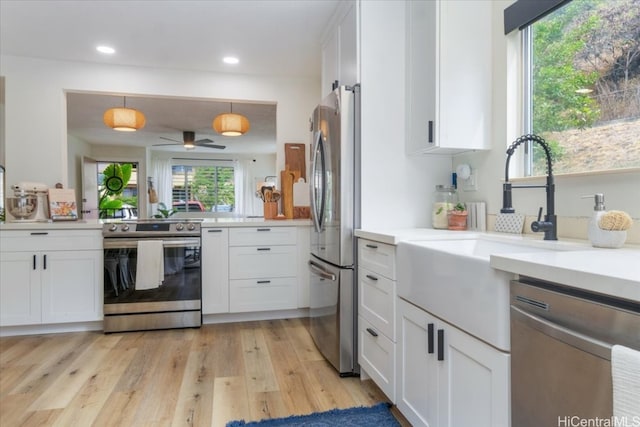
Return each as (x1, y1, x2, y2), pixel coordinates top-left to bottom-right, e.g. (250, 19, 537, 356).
(102, 219, 202, 333)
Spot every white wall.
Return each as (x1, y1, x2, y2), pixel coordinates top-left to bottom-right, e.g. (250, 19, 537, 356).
(359, 1, 452, 229)
(0, 55, 318, 193)
(453, 1, 640, 240)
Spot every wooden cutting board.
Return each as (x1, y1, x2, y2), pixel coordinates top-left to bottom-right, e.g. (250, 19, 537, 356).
(280, 169, 301, 219)
(285, 143, 306, 180)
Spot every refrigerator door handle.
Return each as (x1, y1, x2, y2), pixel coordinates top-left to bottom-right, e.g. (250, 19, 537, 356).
(310, 130, 326, 233)
(308, 260, 337, 281)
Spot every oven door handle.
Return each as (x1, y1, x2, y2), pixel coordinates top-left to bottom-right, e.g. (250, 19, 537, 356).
(103, 238, 201, 249)
(511, 305, 612, 360)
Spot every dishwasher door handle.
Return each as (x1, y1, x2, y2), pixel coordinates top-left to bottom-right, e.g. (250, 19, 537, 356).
(511, 305, 612, 360)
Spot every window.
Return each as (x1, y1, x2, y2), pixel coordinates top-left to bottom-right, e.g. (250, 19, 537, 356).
(523, 0, 640, 176)
(171, 163, 235, 212)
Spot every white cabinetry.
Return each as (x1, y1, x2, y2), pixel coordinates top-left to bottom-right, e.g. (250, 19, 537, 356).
(357, 238, 397, 402)
(0, 230, 102, 326)
(201, 228, 229, 314)
(228, 227, 297, 313)
(406, 0, 492, 154)
(321, 0, 358, 96)
(397, 298, 509, 427)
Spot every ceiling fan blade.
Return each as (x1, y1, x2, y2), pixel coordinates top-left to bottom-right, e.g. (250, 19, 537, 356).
(201, 143, 226, 149)
(152, 143, 180, 146)
(159, 136, 181, 143)
(195, 138, 214, 144)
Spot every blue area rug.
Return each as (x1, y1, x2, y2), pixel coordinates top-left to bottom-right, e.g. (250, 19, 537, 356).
(226, 402, 400, 427)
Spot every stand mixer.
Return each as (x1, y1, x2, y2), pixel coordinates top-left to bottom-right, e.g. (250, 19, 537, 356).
(7, 182, 50, 222)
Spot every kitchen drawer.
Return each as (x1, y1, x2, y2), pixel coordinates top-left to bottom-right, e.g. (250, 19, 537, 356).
(229, 227, 296, 247)
(358, 267, 396, 341)
(229, 245, 297, 279)
(358, 239, 396, 280)
(230, 277, 297, 312)
(0, 230, 102, 252)
(358, 315, 396, 402)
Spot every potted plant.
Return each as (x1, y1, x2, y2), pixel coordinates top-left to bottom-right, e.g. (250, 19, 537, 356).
(153, 202, 177, 219)
(448, 202, 468, 230)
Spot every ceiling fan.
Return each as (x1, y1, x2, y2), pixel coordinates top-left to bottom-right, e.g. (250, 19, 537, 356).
(153, 131, 225, 150)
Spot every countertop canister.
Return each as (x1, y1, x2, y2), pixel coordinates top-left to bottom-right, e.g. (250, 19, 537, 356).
(432, 185, 458, 229)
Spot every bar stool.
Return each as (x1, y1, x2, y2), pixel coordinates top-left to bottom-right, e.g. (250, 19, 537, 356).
(117, 250, 133, 290)
(104, 252, 119, 296)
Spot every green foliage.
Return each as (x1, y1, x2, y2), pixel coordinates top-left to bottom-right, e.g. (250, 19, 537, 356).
(453, 202, 466, 212)
(153, 202, 176, 218)
(98, 163, 134, 216)
(532, 2, 601, 134)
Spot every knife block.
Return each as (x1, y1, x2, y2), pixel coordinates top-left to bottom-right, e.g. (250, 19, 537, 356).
(263, 202, 277, 219)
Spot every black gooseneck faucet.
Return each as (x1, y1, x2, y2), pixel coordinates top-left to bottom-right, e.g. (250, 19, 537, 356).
(501, 134, 557, 240)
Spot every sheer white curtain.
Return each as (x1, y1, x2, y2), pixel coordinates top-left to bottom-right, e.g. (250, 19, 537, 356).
(151, 158, 173, 216)
(234, 159, 255, 216)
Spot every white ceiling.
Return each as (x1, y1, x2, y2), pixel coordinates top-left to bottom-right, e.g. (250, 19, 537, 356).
(0, 0, 340, 154)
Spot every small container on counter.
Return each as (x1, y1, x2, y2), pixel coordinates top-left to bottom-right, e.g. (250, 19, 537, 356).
(432, 185, 458, 229)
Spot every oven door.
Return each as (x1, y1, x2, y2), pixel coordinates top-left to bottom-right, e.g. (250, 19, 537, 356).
(103, 237, 201, 332)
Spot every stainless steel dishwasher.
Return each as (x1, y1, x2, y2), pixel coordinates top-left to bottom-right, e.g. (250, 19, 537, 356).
(511, 278, 640, 427)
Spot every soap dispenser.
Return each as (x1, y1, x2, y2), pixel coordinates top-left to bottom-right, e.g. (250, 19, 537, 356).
(583, 193, 606, 245)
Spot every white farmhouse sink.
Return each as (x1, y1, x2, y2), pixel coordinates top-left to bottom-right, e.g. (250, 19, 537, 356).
(397, 236, 583, 351)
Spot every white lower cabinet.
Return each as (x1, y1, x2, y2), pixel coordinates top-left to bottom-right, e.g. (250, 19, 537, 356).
(397, 298, 510, 427)
(228, 227, 297, 313)
(357, 238, 397, 402)
(201, 228, 229, 314)
(358, 315, 395, 399)
(0, 230, 103, 327)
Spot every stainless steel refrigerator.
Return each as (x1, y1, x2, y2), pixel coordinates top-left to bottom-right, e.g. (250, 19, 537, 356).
(308, 84, 360, 376)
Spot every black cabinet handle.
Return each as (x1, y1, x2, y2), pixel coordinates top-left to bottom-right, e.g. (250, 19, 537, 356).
(208, 229, 223, 233)
(437, 329, 445, 361)
(43, 254, 47, 270)
(366, 328, 378, 337)
(365, 274, 378, 281)
(257, 228, 271, 232)
(33, 254, 37, 270)
(365, 244, 378, 249)
(257, 247, 271, 251)
(30, 232, 48, 236)
(257, 280, 271, 284)
(428, 323, 434, 354)
(428, 121, 434, 143)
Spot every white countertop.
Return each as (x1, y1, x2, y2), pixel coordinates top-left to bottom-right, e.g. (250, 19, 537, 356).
(356, 227, 640, 303)
(490, 249, 640, 303)
(0, 217, 311, 231)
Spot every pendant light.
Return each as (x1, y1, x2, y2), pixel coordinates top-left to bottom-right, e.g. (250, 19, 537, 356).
(212, 102, 250, 136)
(103, 96, 146, 132)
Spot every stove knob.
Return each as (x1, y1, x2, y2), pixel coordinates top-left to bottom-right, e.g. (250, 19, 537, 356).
(187, 222, 196, 231)
(121, 224, 130, 232)
(175, 223, 185, 231)
(109, 224, 118, 232)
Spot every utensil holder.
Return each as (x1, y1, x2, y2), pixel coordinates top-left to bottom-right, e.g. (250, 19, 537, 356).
(264, 202, 277, 219)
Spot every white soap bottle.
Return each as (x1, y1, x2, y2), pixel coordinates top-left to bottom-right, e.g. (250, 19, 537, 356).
(585, 193, 606, 246)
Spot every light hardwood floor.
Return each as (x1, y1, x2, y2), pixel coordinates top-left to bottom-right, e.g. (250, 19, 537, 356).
(1, 318, 405, 427)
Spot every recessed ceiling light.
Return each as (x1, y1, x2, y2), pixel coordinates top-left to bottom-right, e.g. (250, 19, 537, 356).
(223, 56, 239, 64)
(96, 45, 115, 54)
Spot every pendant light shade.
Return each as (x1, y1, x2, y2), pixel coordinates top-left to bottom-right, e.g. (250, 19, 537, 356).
(103, 97, 146, 132)
(212, 103, 250, 136)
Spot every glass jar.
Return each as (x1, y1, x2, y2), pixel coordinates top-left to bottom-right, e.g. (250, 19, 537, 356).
(432, 185, 457, 229)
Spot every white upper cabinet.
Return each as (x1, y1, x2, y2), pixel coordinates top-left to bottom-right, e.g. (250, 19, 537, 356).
(321, 0, 358, 96)
(406, 0, 493, 154)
